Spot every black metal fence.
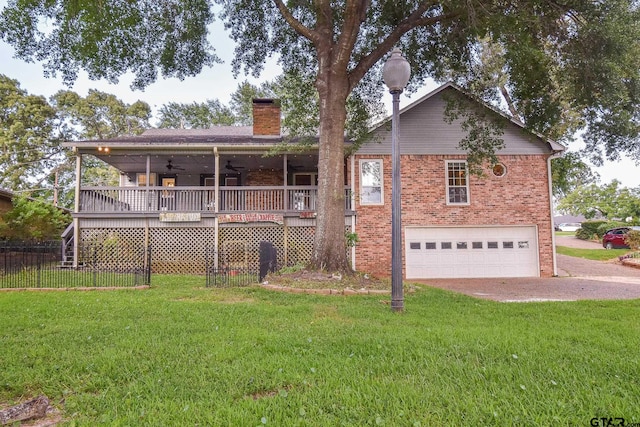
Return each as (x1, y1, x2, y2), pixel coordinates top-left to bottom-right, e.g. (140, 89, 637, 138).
(0, 241, 151, 289)
(205, 266, 260, 288)
(1, 240, 286, 289)
(204, 241, 279, 287)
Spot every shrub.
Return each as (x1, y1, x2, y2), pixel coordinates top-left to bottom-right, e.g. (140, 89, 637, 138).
(0, 196, 70, 241)
(625, 230, 640, 250)
(576, 220, 628, 241)
(576, 221, 605, 240)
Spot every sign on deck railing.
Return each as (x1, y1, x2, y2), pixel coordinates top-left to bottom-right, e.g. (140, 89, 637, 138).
(218, 213, 284, 224)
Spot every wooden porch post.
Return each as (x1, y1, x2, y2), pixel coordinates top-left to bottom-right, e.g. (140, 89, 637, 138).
(143, 156, 151, 271)
(73, 152, 82, 268)
(283, 155, 289, 266)
(283, 155, 289, 211)
(214, 148, 220, 269)
(145, 155, 150, 211)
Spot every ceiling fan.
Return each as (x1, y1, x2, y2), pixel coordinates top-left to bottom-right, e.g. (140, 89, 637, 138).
(225, 160, 245, 172)
(165, 159, 185, 171)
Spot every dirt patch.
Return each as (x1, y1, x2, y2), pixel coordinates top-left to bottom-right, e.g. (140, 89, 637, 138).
(263, 269, 391, 291)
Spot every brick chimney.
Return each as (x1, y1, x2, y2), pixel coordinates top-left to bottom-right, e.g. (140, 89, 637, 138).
(252, 99, 281, 136)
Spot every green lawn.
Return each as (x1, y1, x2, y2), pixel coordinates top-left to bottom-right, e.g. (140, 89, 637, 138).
(1, 277, 639, 425)
(555, 231, 577, 236)
(556, 245, 630, 261)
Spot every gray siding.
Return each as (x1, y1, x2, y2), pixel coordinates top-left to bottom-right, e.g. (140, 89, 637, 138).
(357, 87, 552, 155)
(80, 217, 217, 229)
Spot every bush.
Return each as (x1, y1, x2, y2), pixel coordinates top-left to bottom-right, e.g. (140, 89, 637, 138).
(0, 196, 70, 241)
(625, 230, 640, 250)
(576, 221, 605, 240)
(576, 221, 628, 241)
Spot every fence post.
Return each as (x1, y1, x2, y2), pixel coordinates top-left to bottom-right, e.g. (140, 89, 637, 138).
(145, 245, 152, 285)
(37, 246, 42, 288)
(92, 246, 97, 287)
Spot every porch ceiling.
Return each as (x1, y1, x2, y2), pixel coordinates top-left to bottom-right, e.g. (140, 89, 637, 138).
(92, 153, 319, 177)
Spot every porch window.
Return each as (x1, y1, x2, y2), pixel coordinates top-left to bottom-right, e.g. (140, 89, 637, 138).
(137, 173, 156, 186)
(359, 159, 383, 205)
(446, 161, 469, 205)
(293, 173, 318, 185)
(225, 177, 238, 186)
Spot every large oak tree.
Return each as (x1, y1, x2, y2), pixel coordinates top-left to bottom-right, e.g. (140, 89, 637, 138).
(2, 1, 639, 272)
(0, 74, 60, 192)
(0, 75, 151, 207)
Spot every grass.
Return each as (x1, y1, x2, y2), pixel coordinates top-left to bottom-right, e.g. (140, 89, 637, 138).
(1, 277, 639, 425)
(555, 231, 577, 236)
(556, 245, 630, 261)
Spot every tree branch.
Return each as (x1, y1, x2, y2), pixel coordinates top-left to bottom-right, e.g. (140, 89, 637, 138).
(499, 84, 523, 124)
(334, 0, 370, 70)
(272, 0, 320, 44)
(349, 4, 460, 91)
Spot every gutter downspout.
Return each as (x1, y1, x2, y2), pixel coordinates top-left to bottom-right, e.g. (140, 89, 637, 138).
(350, 155, 356, 271)
(547, 152, 563, 277)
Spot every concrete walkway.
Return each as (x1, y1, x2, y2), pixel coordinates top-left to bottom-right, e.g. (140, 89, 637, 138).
(417, 235, 640, 302)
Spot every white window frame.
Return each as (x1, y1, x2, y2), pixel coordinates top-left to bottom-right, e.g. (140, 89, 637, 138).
(446, 161, 469, 205)
(359, 159, 384, 205)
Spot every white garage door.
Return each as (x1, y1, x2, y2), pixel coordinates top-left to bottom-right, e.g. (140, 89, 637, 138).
(405, 226, 539, 279)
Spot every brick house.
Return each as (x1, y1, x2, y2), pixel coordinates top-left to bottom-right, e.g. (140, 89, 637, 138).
(0, 189, 13, 215)
(353, 83, 564, 278)
(63, 83, 563, 278)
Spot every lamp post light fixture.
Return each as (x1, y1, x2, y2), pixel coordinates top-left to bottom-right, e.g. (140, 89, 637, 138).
(382, 47, 411, 312)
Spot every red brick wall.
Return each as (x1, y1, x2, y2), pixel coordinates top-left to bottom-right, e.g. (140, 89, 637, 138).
(354, 154, 555, 277)
(252, 99, 281, 136)
(245, 170, 283, 186)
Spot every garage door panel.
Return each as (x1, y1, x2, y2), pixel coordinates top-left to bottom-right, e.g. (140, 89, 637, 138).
(485, 253, 503, 263)
(405, 226, 539, 279)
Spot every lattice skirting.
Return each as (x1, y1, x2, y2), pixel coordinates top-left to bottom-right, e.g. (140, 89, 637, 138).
(218, 223, 314, 270)
(149, 227, 215, 274)
(79, 228, 147, 270)
(79, 222, 349, 275)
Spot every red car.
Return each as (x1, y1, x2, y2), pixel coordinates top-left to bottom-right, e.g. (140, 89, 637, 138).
(602, 227, 640, 249)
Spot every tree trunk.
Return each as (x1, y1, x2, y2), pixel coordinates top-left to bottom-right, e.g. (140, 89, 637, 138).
(0, 395, 49, 425)
(310, 70, 351, 272)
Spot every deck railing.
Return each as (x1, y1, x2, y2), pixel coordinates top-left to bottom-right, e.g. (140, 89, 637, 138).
(78, 186, 352, 214)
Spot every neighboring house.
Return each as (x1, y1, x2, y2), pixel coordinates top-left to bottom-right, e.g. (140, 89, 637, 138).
(0, 189, 13, 215)
(554, 215, 587, 225)
(63, 83, 564, 278)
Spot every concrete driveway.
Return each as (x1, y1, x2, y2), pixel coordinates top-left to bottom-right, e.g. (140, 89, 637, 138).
(416, 235, 640, 302)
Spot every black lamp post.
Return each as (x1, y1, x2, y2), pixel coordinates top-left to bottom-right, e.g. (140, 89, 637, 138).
(382, 47, 411, 312)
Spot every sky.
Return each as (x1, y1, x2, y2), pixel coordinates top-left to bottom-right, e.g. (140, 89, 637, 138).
(0, 2, 638, 188)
